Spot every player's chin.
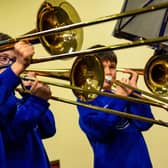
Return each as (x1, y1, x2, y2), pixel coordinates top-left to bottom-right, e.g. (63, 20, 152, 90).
(103, 82, 111, 90)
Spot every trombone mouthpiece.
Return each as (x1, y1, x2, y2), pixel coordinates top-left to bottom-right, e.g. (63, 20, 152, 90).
(105, 75, 112, 83)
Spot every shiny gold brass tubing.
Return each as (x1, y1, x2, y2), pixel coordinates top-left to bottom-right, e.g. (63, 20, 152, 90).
(24, 69, 70, 81)
(116, 68, 144, 75)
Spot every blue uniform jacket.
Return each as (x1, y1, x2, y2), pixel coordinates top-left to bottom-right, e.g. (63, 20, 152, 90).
(0, 67, 56, 168)
(77, 90, 154, 168)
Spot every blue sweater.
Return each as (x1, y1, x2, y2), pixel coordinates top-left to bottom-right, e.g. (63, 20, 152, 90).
(77, 91, 154, 168)
(0, 67, 56, 168)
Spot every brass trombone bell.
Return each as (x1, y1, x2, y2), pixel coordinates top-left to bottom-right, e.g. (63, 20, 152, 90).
(24, 54, 104, 102)
(70, 54, 104, 101)
(144, 54, 168, 97)
(36, 0, 83, 54)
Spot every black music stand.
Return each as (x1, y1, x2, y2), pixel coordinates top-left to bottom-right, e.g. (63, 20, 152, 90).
(113, 0, 168, 50)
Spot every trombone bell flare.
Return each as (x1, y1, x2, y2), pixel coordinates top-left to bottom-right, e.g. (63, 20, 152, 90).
(70, 55, 104, 102)
(36, 0, 83, 55)
(144, 54, 168, 97)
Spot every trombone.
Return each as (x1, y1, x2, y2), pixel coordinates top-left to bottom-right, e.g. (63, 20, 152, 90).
(16, 87, 168, 128)
(116, 53, 168, 97)
(0, 1, 168, 53)
(19, 54, 168, 128)
(23, 60, 168, 110)
(0, 0, 84, 55)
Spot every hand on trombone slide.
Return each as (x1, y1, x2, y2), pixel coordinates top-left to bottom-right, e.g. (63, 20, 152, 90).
(21, 71, 52, 101)
(115, 68, 138, 96)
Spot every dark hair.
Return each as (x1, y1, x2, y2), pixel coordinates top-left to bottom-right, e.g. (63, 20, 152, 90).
(88, 44, 117, 64)
(0, 32, 12, 41)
